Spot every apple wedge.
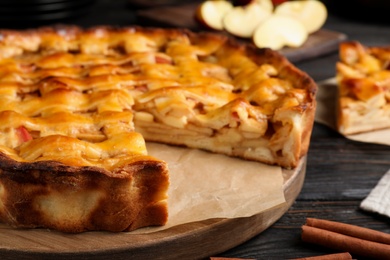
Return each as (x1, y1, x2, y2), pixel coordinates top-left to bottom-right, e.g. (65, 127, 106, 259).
(274, 0, 328, 34)
(253, 14, 308, 50)
(195, 0, 234, 31)
(223, 2, 272, 38)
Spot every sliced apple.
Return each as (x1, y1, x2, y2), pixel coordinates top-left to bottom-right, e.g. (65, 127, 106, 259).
(223, 2, 272, 38)
(274, 0, 328, 34)
(195, 0, 234, 31)
(252, 14, 308, 50)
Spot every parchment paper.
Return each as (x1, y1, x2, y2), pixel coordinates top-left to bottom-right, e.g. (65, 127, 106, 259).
(315, 78, 390, 145)
(316, 78, 390, 218)
(132, 142, 285, 233)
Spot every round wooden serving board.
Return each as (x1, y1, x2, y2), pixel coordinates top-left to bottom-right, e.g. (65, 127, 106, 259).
(0, 157, 306, 260)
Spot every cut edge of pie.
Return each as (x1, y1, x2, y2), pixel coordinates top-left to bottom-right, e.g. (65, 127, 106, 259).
(0, 25, 316, 233)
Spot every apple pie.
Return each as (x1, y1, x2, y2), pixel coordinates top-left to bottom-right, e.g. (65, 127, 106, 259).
(336, 41, 390, 135)
(0, 25, 316, 233)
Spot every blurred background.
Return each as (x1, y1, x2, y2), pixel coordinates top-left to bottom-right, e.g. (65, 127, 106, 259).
(0, 0, 190, 28)
(0, 0, 98, 28)
(1, 0, 390, 29)
(322, 0, 390, 23)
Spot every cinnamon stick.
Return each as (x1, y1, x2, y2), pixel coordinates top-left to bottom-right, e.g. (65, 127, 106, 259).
(301, 225, 390, 259)
(292, 252, 352, 260)
(306, 217, 390, 245)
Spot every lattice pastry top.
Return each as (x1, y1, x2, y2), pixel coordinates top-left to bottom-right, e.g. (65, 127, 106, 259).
(0, 25, 316, 232)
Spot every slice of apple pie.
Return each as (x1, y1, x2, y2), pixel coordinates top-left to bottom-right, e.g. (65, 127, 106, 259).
(336, 41, 390, 135)
(0, 25, 316, 233)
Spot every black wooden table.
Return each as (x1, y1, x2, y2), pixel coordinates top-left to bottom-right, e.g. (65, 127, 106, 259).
(4, 1, 390, 259)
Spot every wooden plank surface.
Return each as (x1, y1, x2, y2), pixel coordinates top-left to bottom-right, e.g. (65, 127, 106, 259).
(136, 2, 347, 63)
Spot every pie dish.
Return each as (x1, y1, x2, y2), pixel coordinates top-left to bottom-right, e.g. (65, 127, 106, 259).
(0, 25, 316, 233)
(336, 41, 390, 135)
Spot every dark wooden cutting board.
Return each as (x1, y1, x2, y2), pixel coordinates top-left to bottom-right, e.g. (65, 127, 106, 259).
(0, 157, 306, 260)
(136, 2, 347, 63)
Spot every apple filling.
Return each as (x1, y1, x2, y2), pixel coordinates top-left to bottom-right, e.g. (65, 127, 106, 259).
(336, 41, 390, 134)
(0, 25, 315, 170)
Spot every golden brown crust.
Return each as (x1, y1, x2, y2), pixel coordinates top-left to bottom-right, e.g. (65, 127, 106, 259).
(0, 25, 174, 233)
(0, 25, 317, 166)
(336, 41, 390, 135)
(248, 45, 317, 160)
(0, 25, 316, 232)
(0, 153, 169, 233)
